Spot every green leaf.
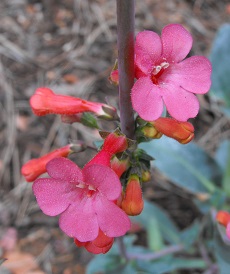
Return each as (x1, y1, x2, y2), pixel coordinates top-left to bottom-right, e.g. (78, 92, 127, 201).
(86, 236, 154, 274)
(117, 263, 138, 274)
(180, 220, 200, 248)
(147, 217, 164, 251)
(139, 137, 222, 194)
(132, 200, 180, 244)
(215, 140, 230, 196)
(86, 254, 122, 274)
(210, 24, 230, 112)
(214, 224, 230, 274)
(136, 257, 206, 274)
(194, 189, 226, 212)
(215, 140, 230, 171)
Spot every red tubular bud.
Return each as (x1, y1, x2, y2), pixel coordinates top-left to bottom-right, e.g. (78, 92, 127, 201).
(85, 131, 128, 168)
(110, 156, 130, 178)
(30, 87, 117, 120)
(109, 69, 119, 86)
(21, 144, 84, 182)
(74, 229, 114, 254)
(102, 131, 128, 155)
(150, 117, 194, 144)
(121, 174, 144, 216)
(85, 150, 112, 168)
(216, 211, 230, 227)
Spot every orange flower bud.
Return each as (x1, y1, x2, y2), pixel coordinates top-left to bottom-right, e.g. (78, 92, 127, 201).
(121, 174, 144, 216)
(141, 170, 151, 182)
(216, 211, 230, 227)
(21, 144, 85, 182)
(138, 124, 162, 139)
(150, 117, 194, 144)
(30, 87, 117, 120)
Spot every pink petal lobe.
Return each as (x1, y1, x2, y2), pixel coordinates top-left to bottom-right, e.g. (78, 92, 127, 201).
(161, 56, 212, 94)
(46, 157, 83, 183)
(95, 195, 131, 237)
(161, 24, 193, 63)
(32, 178, 79, 216)
(162, 85, 199, 121)
(131, 77, 164, 121)
(226, 222, 230, 240)
(135, 31, 162, 76)
(83, 164, 121, 200)
(59, 197, 99, 241)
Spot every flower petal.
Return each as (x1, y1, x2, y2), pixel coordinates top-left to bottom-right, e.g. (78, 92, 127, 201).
(226, 222, 230, 240)
(135, 30, 162, 76)
(131, 77, 164, 121)
(162, 85, 199, 121)
(46, 157, 83, 183)
(95, 195, 131, 237)
(84, 239, 113, 254)
(59, 197, 99, 241)
(83, 164, 121, 200)
(32, 178, 79, 216)
(161, 24, 193, 63)
(161, 56, 212, 94)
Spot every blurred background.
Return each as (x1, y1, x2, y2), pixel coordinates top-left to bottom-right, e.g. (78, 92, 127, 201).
(0, 0, 230, 273)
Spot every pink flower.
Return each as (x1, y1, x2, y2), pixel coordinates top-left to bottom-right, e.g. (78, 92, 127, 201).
(131, 24, 212, 122)
(32, 157, 131, 242)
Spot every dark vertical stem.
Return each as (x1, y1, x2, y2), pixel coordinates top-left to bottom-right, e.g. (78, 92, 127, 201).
(117, 0, 135, 139)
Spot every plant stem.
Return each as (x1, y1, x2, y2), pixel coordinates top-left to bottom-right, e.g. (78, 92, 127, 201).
(128, 244, 184, 261)
(116, 237, 129, 261)
(116, 0, 135, 139)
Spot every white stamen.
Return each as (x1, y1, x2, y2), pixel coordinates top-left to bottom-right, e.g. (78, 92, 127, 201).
(152, 62, 169, 75)
(88, 185, 96, 191)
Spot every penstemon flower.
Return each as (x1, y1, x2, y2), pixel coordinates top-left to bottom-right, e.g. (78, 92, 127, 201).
(33, 157, 131, 242)
(30, 87, 117, 120)
(131, 24, 212, 122)
(21, 144, 85, 182)
(21, 7, 213, 258)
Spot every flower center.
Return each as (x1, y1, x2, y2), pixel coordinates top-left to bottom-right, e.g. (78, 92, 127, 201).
(87, 184, 96, 197)
(76, 181, 96, 197)
(151, 62, 169, 85)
